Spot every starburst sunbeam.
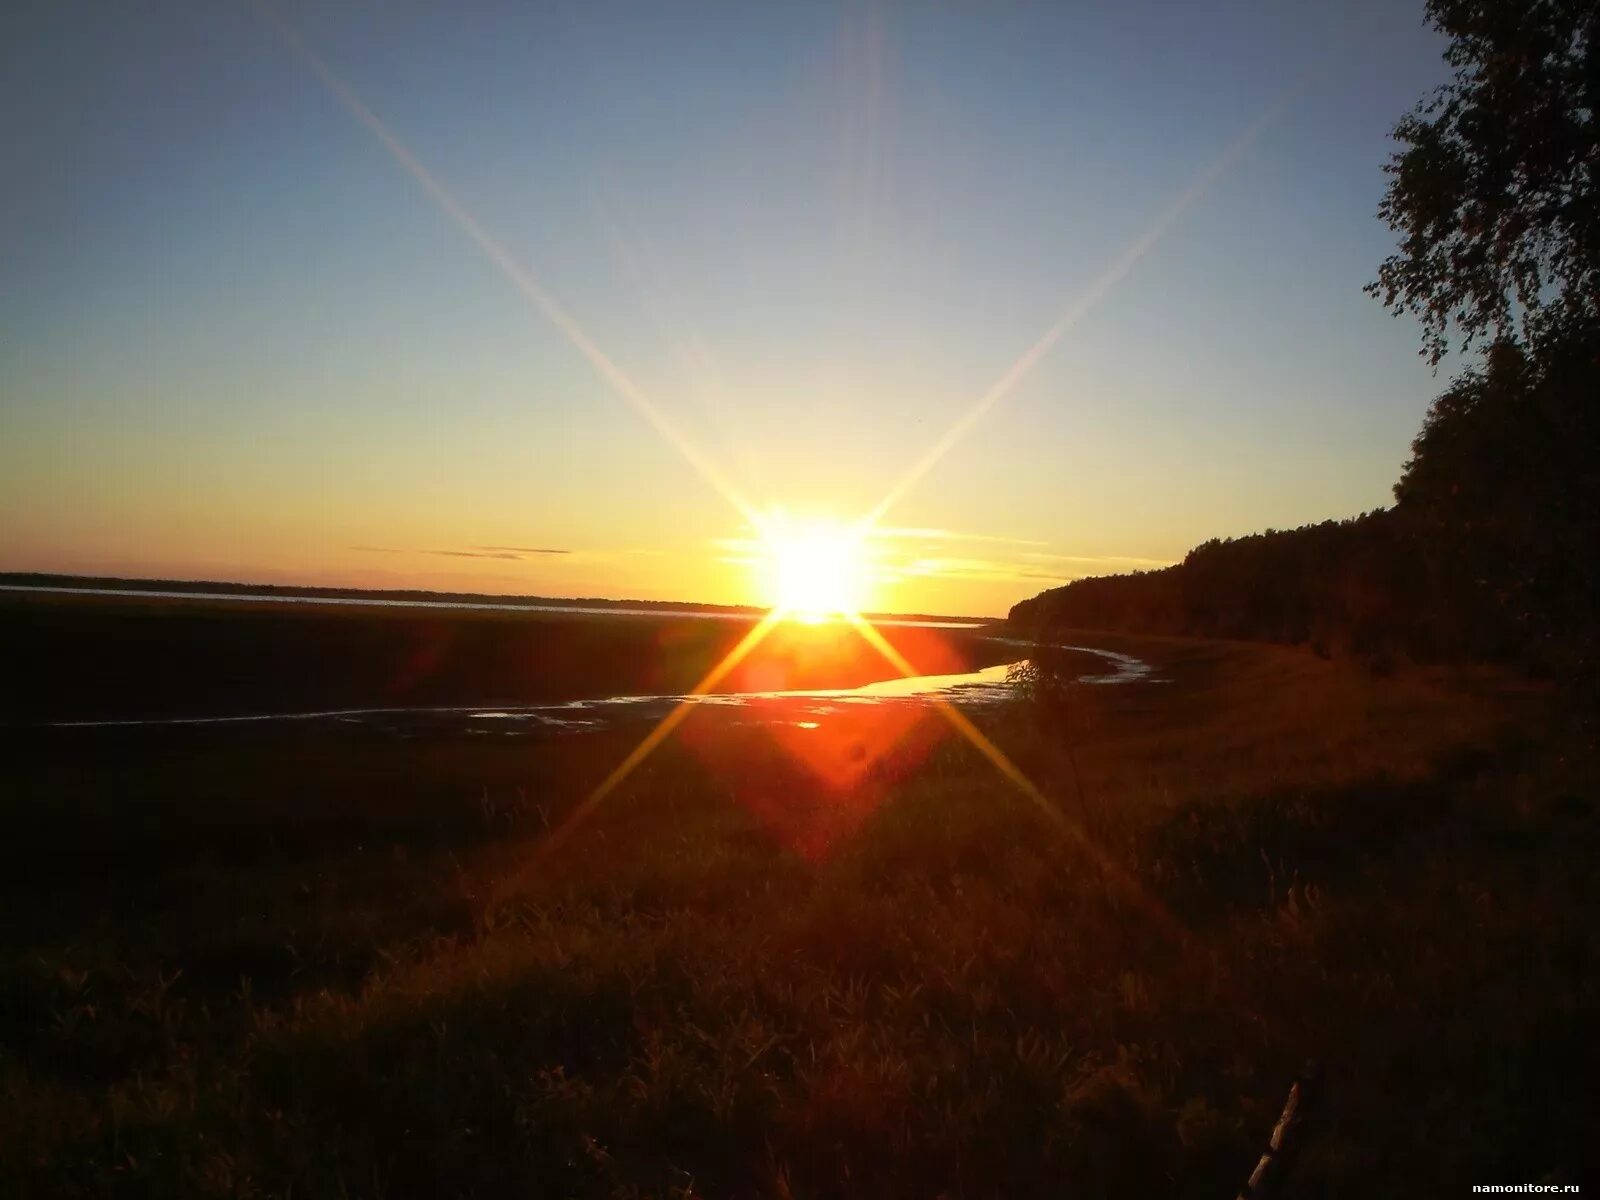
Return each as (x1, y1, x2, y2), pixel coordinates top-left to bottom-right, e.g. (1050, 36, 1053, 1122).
(844, 612, 1186, 941)
(259, 2, 1303, 951)
(254, 2, 763, 530)
(521, 607, 790, 871)
(862, 85, 1307, 531)
(844, 614, 1057, 820)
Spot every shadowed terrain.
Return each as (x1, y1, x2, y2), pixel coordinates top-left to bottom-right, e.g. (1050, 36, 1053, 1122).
(0, 592, 1007, 725)
(7, 1, 1600, 1194)
(3, 621, 1592, 1197)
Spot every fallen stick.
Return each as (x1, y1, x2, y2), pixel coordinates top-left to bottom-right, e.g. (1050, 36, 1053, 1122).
(1237, 1060, 1323, 1199)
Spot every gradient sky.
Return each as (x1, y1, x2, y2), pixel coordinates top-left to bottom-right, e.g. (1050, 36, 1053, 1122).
(1, 1, 1455, 616)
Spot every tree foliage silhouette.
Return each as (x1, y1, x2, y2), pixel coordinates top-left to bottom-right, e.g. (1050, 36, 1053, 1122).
(1368, 0, 1600, 365)
(1396, 329, 1600, 666)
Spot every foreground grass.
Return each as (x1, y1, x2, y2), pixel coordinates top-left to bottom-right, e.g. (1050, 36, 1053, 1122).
(1, 636, 1594, 1196)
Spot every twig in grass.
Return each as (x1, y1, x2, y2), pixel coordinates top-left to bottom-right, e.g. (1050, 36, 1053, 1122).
(1237, 1060, 1322, 1199)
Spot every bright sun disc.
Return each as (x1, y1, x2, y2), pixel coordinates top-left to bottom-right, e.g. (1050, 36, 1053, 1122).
(761, 517, 867, 620)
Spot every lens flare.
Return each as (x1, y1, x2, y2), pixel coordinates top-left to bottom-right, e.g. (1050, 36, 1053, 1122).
(257, 2, 1307, 974)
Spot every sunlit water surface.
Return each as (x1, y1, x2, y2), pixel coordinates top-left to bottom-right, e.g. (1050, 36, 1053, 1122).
(47, 645, 1153, 733)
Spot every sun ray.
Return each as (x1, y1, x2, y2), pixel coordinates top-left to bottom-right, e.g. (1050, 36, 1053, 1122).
(253, 2, 764, 531)
(844, 614, 1058, 817)
(843, 612, 1185, 938)
(526, 606, 789, 865)
(258, 2, 1303, 963)
(861, 87, 1306, 531)
(590, 199, 748, 446)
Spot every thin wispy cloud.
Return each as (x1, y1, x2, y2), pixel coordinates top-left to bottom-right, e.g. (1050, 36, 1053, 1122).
(902, 556, 1046, 583)
(475, 546, 571, 556)
(350, 545, 573, 562)
(706, 531, 1167, 592)
(1020, 551, 1175, 569)
(872, 528, 1050, 547)
(895, 550, 1175, 585)
(713, 528, 1047, 553)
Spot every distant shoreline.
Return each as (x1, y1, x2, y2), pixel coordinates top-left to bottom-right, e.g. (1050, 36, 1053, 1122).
(0, 571, 996, 627)
(2, 576, 1011, 724)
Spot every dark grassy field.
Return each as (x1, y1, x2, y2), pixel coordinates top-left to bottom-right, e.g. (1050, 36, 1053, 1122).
(1, 622, 1596, 1197)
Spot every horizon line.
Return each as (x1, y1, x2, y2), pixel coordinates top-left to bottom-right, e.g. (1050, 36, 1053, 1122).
(0, 569, 1004, 625)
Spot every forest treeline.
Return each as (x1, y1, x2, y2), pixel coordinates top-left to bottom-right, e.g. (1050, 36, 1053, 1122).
(1012, 0, 1600, 677)
(1010, 314, 1600, 674)
(1008, 509, 1420, 661)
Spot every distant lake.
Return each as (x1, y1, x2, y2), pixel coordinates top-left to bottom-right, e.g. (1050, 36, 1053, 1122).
(0, 584, 985, 630)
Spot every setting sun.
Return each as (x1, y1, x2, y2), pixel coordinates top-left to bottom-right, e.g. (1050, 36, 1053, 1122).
(760, 517, 869, 619)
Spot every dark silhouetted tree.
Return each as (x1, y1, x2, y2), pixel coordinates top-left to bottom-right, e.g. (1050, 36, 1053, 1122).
(1368, 0, 1600, 365)
(1395, 331, 1600, 668)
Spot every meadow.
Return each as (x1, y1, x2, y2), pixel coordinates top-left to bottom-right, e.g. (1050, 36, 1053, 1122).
(2, 607, 1593, 1197)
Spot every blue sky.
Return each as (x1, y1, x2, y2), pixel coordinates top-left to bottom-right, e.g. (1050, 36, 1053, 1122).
(0, 0, 1454, 614)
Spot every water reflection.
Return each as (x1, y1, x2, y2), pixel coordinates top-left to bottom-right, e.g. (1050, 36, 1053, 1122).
(47, 643, 1152, 733)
